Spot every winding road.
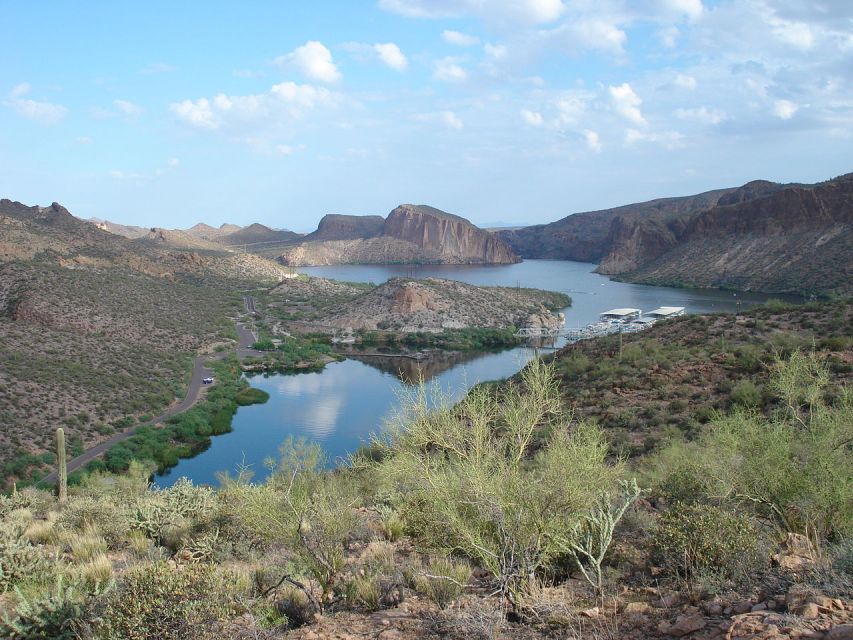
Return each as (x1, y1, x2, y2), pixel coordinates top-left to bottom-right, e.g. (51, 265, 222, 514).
(39, 298, 260, 485)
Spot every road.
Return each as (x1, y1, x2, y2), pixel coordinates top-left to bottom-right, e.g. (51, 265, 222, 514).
(39, 298, 261, 485)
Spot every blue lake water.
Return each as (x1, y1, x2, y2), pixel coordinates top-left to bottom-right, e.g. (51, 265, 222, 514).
(156, 260, 794, 487)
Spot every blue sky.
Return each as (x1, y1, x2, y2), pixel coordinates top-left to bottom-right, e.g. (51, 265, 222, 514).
(1, 0, 851, 231)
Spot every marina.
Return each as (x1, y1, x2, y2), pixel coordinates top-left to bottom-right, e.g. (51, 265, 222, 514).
(515, 305, 687, 341)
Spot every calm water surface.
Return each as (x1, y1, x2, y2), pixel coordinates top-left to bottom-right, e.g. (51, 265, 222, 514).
(156, 260, 794, 487)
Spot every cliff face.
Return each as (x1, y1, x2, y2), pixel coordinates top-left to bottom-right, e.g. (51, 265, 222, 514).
(382, 205, 519, 264)
(278, 205, 520, 266)
(613, 174, 853, 295)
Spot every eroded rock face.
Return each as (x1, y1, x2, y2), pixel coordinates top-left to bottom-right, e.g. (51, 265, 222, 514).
(278, 205, 520, 266)
(383, 205, 519, 264)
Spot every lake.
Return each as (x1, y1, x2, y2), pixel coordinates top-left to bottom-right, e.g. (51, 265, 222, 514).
(155, 260, 792, 487)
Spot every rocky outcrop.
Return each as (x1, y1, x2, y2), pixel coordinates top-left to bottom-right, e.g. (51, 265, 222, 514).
(314, 277, 568, 333)
(307, 214, 385, 241)
(382, 205, 519, 264)
(279, 205, 519, 266)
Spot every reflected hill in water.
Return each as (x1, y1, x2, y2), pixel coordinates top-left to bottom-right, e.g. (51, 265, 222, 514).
(345, 350, 497, 383)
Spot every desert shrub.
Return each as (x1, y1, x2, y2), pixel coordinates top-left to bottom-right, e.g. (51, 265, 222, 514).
(93, 562, 245, 640)
(225, 438, 360, 611)
(730, 380, 762, 408)
(411, 556, 472, 609)
(0, 577, 92, 640)
(79, 553, 113, 590)
(129, 478, 217, 545)
(234, 387, 269, 406)
(66, 531, 108, 563)
(372, 359, 631, 608)
(0, 522, 51, 592)
(57, 496, 128, 545)
(649, 352, 853, 541)
(653, 502, 758, 577)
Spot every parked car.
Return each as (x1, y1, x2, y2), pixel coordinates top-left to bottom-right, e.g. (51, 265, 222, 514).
(202, 377, 214, 384)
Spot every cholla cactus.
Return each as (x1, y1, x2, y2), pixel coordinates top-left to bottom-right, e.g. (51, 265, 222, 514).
(176, 528, 220, 564)
(163, 478, 215, 520)
(0, 522, 47, 593)
(0, 576, 92, 640)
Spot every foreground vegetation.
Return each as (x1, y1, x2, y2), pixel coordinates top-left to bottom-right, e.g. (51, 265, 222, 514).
(1, 330, 850, 638)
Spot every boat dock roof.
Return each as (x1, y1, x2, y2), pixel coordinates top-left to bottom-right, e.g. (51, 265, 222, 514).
(600, 308, 642, 318)
(647, 306, 685, 317)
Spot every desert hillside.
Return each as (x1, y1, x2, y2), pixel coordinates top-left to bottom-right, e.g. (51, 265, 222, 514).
(309, 277, 568, 332)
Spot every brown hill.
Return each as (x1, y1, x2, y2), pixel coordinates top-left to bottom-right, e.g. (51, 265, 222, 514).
(218, 223, 302, 247)
(185, 222, 242, 240)
(279, 204, 519, 266)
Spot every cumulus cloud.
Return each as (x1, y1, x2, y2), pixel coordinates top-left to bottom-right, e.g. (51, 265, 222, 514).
(773, 99, 799, 119)
(443, 30, 480, 46)
(609, 83, 646, 126)
(583, 129, 602, 152)
(276, 41, 341, 83)
(659, 0, 704, 22)
(374, 43, 408, 71)
(484, 43, 508, 59)
(520, 109, 544, 126)
(414, 110, 464, 130)
(274, 144, 306, 155)
(4, 83, 68, 125)
(433, 58, 467, 82)
(170, 82, 339, 131)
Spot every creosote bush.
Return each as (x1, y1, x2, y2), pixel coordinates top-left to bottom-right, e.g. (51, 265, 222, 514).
(653, 502, 758, 577)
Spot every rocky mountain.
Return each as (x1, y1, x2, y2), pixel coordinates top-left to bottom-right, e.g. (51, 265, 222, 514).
(88, 218, 150, 239)
(499, 174, 851, 295)
(314, 277, 567, 332)
(279, 204, 519, 266)
(217, 223, 302, 247)
(613, 174, 853, 294)
(186, 222, 242, 240)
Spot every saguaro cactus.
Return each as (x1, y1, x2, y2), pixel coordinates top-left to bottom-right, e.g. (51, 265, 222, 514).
(56, 428, 67, 503)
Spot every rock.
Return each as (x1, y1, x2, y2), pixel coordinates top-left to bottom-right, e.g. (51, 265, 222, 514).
(581, 607, 600, 618)
(667, 613, 706, 637)
(826, 625, 853, 640)
(797, 603, 822, 620)
(659, 591, 681, 608)
(733, 600, 754, 614)
(625, 602, 651, 614)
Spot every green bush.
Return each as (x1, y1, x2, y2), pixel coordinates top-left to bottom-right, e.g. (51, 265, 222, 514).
(0, 577, 91, 640)
(730, 380, 762, 408)
(410, 556, 471, 609)
(93, 562, 244, 640)
(653, 502, 757, 577)
(0, 522, 50, 593)
(234, 387, 270, 406)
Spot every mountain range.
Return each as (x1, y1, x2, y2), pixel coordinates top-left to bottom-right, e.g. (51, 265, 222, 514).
(498, 173, 852, 296)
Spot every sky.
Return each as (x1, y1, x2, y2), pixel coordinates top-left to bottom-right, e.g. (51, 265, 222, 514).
(1, 1, 851, 231)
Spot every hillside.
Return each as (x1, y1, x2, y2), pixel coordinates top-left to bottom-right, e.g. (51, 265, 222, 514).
(308, 277, 568, 332)
(278, 204, 519, 265)
(498, 174, 851, 295)
(185, 222, 243, 241)
(0, 300, 850, 640)
(0, 198, 299, 486)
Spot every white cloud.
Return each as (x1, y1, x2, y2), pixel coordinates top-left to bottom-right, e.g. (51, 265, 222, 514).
(609, 83, 646, 126)
(583, 129, 602, 152)
(170, 82, 339, 131)
(484, 43, 508, 59)
(4, 83, 68, 125)
(433, 58, 467, 82)
(659, 25, 680, 48)
(659, 0, 704, 22)
(772, 19, 814, 50)
(374, 43, 409, 71)
(675, 106, 725, 124)
(674, 73, 697, 90)
(379, 0, 564, 24)
(520, 109, 544, 126)
(443, 30, 479, 46)
(276, 41, 341, 83)
(113, 99, 143, 117)
(140, 63, 175, 74)
(773, 99, 799, 119)
(167, 157, 180, 167)
(414, 110, 464, 130)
